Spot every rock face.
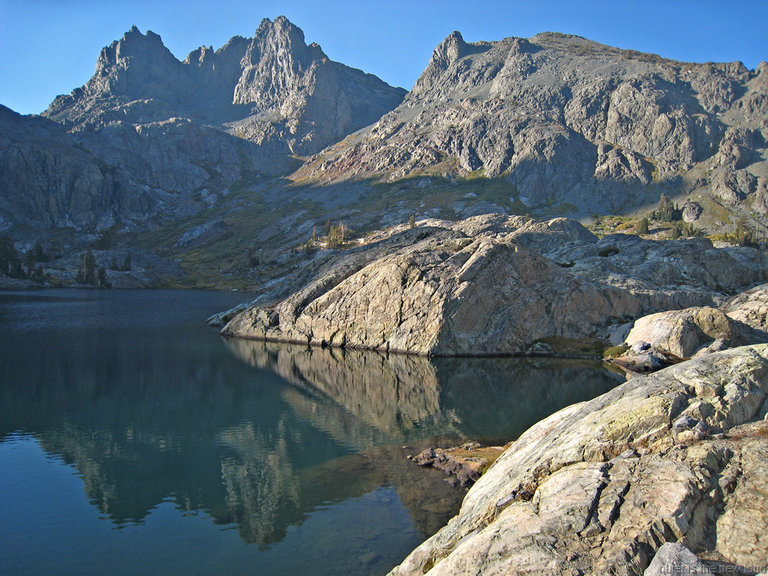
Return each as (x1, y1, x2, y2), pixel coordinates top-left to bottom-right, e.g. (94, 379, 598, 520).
(0, 105, 269, 231)
(724, 282, 768, 332)
(222, 223, 641, 355)
(222, 213, 768, 356)
(388, 345, 768, 576)
(515, 226, 768, 314)
(297, 31, 768, 220)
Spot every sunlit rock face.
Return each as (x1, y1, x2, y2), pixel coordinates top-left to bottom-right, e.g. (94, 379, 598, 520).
(388, 344, 768, 576)
(296, 31, 768, 220)
(44, 17, 406, 156)
(223, 230, 640, 355)
(221, 214, 768, 357)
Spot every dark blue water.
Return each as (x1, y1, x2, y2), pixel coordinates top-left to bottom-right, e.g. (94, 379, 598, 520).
(0, 289, 624, 576)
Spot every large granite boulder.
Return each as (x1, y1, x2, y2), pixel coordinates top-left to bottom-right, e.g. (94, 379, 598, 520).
(222, 229, 640, 355)
(624, 306, 750, 358)
(388, 345, 768, 576)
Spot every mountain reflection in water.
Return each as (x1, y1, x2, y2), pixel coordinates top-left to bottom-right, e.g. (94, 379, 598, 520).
(0, 290, 624, 575)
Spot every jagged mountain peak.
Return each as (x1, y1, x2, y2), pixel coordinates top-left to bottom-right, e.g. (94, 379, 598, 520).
(99, 25, 175, 71)
(432, 31, 469, 66)
(428, 30, 494, 69)
(41, 16, 405, 153)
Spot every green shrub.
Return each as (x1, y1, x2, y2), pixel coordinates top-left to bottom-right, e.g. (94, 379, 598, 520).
(603, 344, 628, 358)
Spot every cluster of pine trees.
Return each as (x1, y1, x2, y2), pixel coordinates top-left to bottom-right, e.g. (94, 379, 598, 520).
(0, 236, 49, 282)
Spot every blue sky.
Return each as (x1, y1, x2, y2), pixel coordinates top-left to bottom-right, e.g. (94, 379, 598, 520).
(1, 0, 767, 116)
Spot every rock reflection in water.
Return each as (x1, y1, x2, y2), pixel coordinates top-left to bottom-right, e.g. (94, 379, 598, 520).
(0, 289, 624, 566)
(224, 338, 459, 448)
(224, 338, 625, 443)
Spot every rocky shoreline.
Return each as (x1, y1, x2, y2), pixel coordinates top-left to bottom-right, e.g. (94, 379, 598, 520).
(215, 213, 768, 575)
(409, 443, 508, 488)
(389, 344, 768, 575)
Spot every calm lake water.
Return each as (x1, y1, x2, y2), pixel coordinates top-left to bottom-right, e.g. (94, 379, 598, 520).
(0, 289, 625, 576)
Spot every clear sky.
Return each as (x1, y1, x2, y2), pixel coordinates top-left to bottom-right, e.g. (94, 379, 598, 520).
(1, 0, 767, 116)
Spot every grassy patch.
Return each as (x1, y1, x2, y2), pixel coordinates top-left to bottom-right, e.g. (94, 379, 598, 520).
(603, 344, 629, 358)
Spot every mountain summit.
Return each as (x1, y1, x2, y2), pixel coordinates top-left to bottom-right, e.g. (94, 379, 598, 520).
(44, 17, 406, 155)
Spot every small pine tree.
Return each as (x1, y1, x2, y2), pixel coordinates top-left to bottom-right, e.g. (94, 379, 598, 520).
(29, 241, 47, 263)
(77, 251, 96, 285)
(408, 214, 416, 230)
(97, 266, 111, 288)
(670, 222, 682, 240)
(654, 193, 676, 222)
(327, 225, 342, 248)
(637, 217, 649, 235)
(0, 235, 22, 277)
(31, 265, 45, 283)
(734, 217, 754, 246)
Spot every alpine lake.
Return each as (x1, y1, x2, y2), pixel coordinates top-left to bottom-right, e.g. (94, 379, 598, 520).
(0, 289, 625, 576)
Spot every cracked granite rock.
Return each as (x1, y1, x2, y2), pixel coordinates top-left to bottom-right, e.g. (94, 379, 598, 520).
(387, 345, 768, 576)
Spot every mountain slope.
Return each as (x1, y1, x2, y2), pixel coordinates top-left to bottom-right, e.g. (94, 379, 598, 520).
(295, 31, 768, 221)
(0, 17, 405, 252)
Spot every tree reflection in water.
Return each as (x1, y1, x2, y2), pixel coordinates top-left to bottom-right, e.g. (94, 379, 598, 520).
(0, 289, 623, 551)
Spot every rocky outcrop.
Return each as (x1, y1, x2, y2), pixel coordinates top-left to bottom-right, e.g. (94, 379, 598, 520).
(643, 543, 712, 576)
(525, 230, 768, 313)
(222, 223, 641, 355)
(412, 444, 506, 488)
(724, 283, 768, 333)
(222, 214, 768, 356)
(388, 345, 768, 576)
(609, 285, 768, 372)
(296, 30, 768, 223)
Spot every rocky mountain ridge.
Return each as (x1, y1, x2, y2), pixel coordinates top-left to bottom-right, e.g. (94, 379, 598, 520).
(296, 30, 768, 223)
(0, 16, 405, 263)
(44, 17, 406, 155)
